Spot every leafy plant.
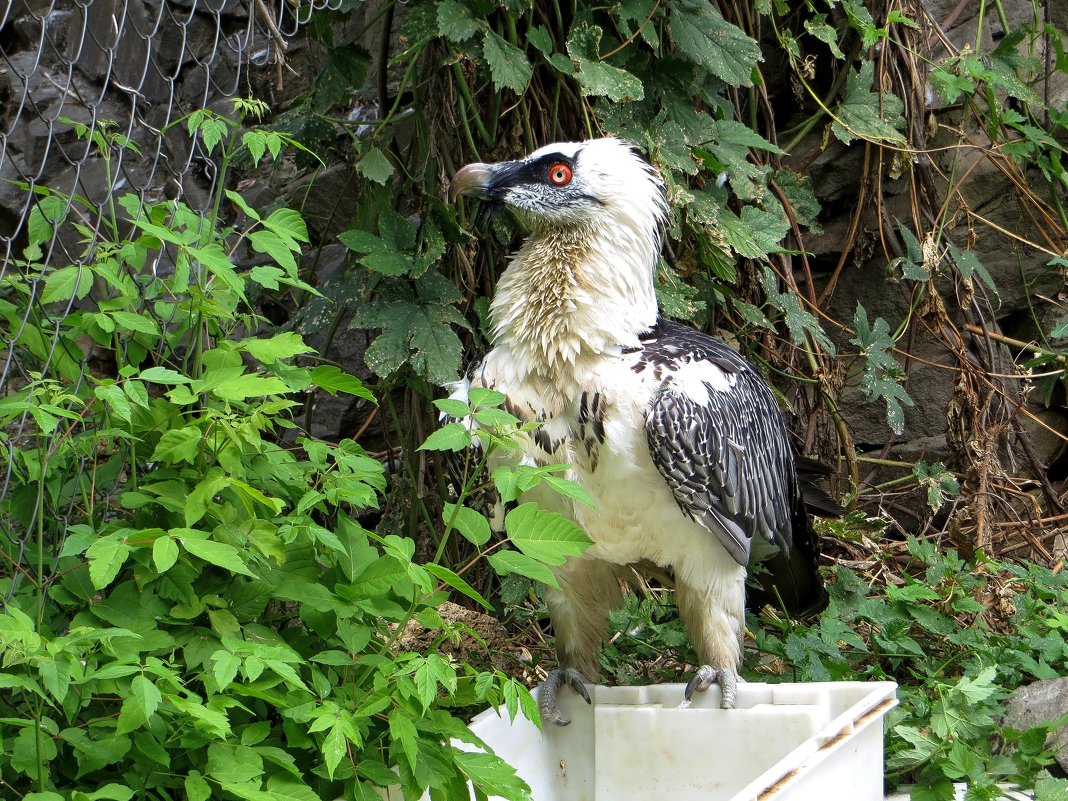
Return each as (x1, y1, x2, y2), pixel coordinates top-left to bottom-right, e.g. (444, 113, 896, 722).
(755, 537, 1068, 798)
(0, 103, 594, 801)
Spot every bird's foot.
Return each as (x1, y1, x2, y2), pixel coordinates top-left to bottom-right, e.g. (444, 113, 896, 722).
(538, 667, 593, 726)
(684, 665, 741, 709)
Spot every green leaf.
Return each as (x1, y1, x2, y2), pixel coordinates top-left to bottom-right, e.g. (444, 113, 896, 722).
(338, 229, 410, 276)
(437, 0, 483, 41)
(263, 207, 309, 245)
(355, 297, 465, 385)
(425, 563, 492, 610)
(389, 709, 419, 771)
(86, 534, 132, 590)
(41, 265, 94, 304)
(832, 60, 906, 144)
(444, 502, 492, 545)
(804, 14, 844, 58)
(309, 365, 376, 402)
(505, 503, 591, 564)
(356, 147, 394, 185)
(150, 426, 202, 464)
(543, 475, 596, 508)
(239, 332, 312, 363)
(139, 366, 192, 384)
(185, 772, 211, 801)
(182, 537, 258, 578)
(110, 310, 160, 336)
(185, 470, 229, 526)
(567, 24, 645, 102)
(418, 422, 473, 452)
(116, 674, 162, 733)
(208, 372, 291, 401)
(483, 30, 532, 93)
(95, 384, 133, 422)
(71, 787, 135, 801)
(433, 397, 472, 418)
(758, 268, 835, 354)
(850, 303, 913, 435)
(454, 751, 532, 800)
(488, 548, 559, 587)
(322, 722, 346, 779)
(152, 535, 179, 573)
(669, 0, 761, 87)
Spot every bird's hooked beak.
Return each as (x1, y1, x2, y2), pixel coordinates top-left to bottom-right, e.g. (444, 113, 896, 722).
(449, 163, 496, 202)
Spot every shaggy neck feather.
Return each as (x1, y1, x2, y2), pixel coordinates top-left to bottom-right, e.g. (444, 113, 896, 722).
(490, 220, 659, 405)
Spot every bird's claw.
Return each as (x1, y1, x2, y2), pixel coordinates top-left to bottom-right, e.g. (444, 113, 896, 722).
(684, 665, 740, 709)
(538, 667, 592, 726)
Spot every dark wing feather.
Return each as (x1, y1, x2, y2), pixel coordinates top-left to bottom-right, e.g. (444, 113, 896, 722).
(643, 320, 797, 567)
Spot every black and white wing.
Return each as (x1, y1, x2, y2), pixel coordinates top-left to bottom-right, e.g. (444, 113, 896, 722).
(642, 320, 797, 567)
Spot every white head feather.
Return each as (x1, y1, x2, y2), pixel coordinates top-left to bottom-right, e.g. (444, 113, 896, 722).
(459, 138, 667, 405)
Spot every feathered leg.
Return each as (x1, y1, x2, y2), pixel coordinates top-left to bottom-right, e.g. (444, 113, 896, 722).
(675, 556, 746, 709)
(540, 556, 623, 725)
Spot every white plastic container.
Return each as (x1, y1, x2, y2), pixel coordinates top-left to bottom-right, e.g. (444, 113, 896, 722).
(451, 681, 898, 801)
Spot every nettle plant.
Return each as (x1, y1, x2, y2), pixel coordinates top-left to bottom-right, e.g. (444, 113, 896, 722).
(0, 101, 586, 801)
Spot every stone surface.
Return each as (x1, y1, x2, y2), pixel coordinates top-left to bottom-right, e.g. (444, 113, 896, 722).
(1004, 677, 1068, 773)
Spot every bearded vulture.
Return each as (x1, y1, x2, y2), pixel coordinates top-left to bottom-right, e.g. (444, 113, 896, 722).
(449, 137, 829, 725)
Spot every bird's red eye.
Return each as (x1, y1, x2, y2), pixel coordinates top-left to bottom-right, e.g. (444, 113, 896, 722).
(548, 163, 572, 186)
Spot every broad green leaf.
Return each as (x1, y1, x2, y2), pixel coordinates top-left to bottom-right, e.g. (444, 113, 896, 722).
(239, 332, 312, 363)
(567, 24, 644, 102)
(95, 384, 132, 422)
(669, 0, 761, 87)
(483, 30, 532, 94)
(168, 693, 232, 737)
(208, 742, 264, 785)
(505, 503, 591, 564)
(437, 0, 482, 41)
(86, 534, 132, 590)
(433, 397, 471, 418)
(487, 549, 559, 588)
(139, 366, 192, 384)
(443, 502, 492, 545)
(425, 562, 491, 610)
(850, 303, 913, 435)
(804, 14, 844, 58)
(356, 147, 395, 185)
(388, 709, 419, 771)
(150, 426, 202, 464)
(41, 265, 94, 304)
(117, 674, 162, 733)
(832, 60, 906, 144)
(26, 193, 68, 246)
(263, 207, 309, 245)
(185, 773, 211, 801)
(209, 372, 291, 401)
(454, 751, 533, 800)
(249, 229, 298, 273)
(185, 470, 229, 526)
(419, 422, 472, 452)
(355, 298, 465, 385)
(309, 365, 376, 401)
(542, 476, 596, 508)
(109, 310, 159, 336)
(322, 722, 346, 779)
(152, 536, 179, 573)
(339, 229, 410, 275)
(182, 537, 258, 578)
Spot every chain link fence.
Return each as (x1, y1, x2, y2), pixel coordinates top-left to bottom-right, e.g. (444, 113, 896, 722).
(0, 0, 339, 591)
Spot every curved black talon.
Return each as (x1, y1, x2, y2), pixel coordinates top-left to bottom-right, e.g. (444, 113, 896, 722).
(538, 667, 592, 726)
(684, 665, 718, 701)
